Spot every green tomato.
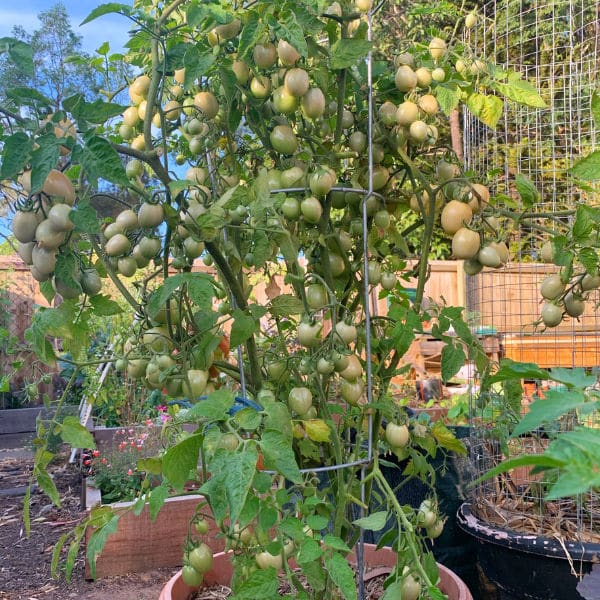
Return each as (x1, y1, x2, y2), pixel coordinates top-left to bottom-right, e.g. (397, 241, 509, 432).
(188, 543, 213, 574)
(182, 565, 203, 587)
(306, 283, 328, 310)
(385, 423, 410, 448)
(288, 386, 313, 415)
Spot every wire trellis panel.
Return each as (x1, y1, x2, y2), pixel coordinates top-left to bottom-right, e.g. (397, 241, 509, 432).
(463, 0, 600, 541)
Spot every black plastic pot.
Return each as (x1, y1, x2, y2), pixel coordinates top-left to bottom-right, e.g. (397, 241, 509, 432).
(457, 502, 600, 600)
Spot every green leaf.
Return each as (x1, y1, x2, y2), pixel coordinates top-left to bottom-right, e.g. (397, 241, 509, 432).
(183, 389, 234, 421)
(0, 38, 34, 76)
(81, 3, 131, 25)
(382, 581, 403, 600)
(353, 511, 388, 531)
(183, 46, 216, 89)
(0, 132, 32, 179)
(29, 135, 60, 194)
(89, 294, 123, 316)
(465, 93, 503, 129)
(51, 532, 68, 578)
(232, 567, 280, 600)
(201, 446, 258, 525)
(435, 85, 462, 115)
(39, 281, 55, 305)
(330, 39, 372, 70)
(54, 252, 83, 295)
(230, 309, 258, 348)
(323, 552, 357, 600)
(494, 78, 546, 108)
(297, 538, 323, 564)
(24, 324, 56, 366)
(86, 514, 120, 579)
(269, 294, 304, 317)
(486, 359, 549, 384)
(162, 433, 202, 491)
(60, 416, 95, 448)
(148, 484, 170, 521)
(260, 430, 302, 483)
(323, 534, 351, 552)
(147, 273, 214, 317)
(549, 367, 597, 388)
(440, 342, 465, 382)
(515, 174, 540, 208)
(168, 179, 196, 197)
(571, 150, 600, 182)
(267, 11, 308, 58)
(573, 205, 594, 241)
(592, 90, 600, 130)
(6, 86, 52, 107)
(74, 134, 128, 186)
(137, 456, 162, 475)
(63, 94, 128, 125)
(306, 514, 329, 530)
(36, 470, 61, 506)
(237, 12, 265, 61)
(69, 198, 100, 234)
(512, 389, 588, 437)
(475, 454, 564, 485)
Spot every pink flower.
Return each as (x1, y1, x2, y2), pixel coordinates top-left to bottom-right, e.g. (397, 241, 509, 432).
(157, 405, 167, 412)
(128, 428, 134, 434)
(127, 469, 133, 476)
(92, 450, 100, 457)
(145, 419, 153, 426)
(101, 458, 107, 464)
(160, 413, 171, 422)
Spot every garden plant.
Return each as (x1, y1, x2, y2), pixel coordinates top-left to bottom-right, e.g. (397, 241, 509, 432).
(0, 0, 550, 597)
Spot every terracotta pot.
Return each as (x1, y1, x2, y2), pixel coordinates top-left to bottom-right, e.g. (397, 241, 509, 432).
(159, 543, 472, 600)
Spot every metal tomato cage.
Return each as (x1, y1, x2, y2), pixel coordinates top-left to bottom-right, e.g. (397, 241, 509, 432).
(463, 0, 600, 542)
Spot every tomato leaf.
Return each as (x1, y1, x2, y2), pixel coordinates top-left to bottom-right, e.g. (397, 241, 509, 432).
(89, 294, 123, 316)
(330, 39, 372, 69)
(0, 132, 32, 179)
(512, 389, 588, 437)
(440, 341, 465, 382)
(592, 90, 600, 130)
(29, 134, 60, 194)
(435, 85, 462, 115)
(304, 419, 331, 442)
(260, 430, 302, 483)
(147, 273, 215, 317)
(183, 46, 216, 90)
(24, 322, 57, 366)
(73, 134, 129, 186)
(237, 12, 265, 61)
(183, 389, 234, 421)
(431, 421, 466, 455)
(81, 3, 131, 25)
(54, 252, 83, 296)
(232, 566, 280, 600)
(549, 367, 597, 388)
(486, 359, 549, 384)
(323, 552, 357, 600)
(353, 511, 389, 531)
(162, 433, 202, 492)
(148, 484, 170, 521)
(493, 76, 546, 108)
(69, 198, 100, 234)
(63, 94, 128, 125)
(323, 534, 351, 552)
(86, 514, 120, 579)
(269, 294, 304, 317)
(465, 93, 503, 129)
(0, 37, 33, 76)
(381, 581, 403, 600)
(297, 538, 323, 565)
(230, 308, 258, 347)
(514, 173, 540, 208)
(60, 416, 95, 449)
(36, 469, 61, 506)
(201, 445, 258, 525)
(571, 150, 600, 182)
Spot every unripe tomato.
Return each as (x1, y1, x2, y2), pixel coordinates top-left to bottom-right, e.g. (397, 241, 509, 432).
(115, 208, 139, 232)
(582, 273, 600, 291)
(415, 67, 432, 88)
(306, 283, 328, 310)
(417, 499, 437, 527)
(395, 101, 419, 126)
(340, 378, 365, 406)
(395, 65, 417, 92)
(181, 565, 203, 587)
(541, 303, 563, 327)
(253, 43, 277, 69)
(427, 519, 445, 539)
(118, 257, 137, 277)
(429, 37, 447, 60)
(469, 183, 490, 213)
(540, 274, 565, 300)
(297, 321, 322, 347)
(452, 227, 480, 259)
(348, 130, 367, 153)
(270, 125, 298, 155)
(380, 272, 397, 290)
(31, 245, 56, 275)
(463, 258, 483, 276)
(367, 260, 382, 286)
(17, 241, 34, 265)
(47, 203, 74, 233)
(490, 241, 509, 264)
(465, 12, 477, 28)
(183, 369, 209, 398)
(564, 292, 585, 317)
(431, 67, 446, 82)
(143, 326, 172, 353)
(408, 120, 429, 143)
(281, 197, 301, 220)
(194, 91, 219, 119)
(13, 211, 40, 243)
(188, 543, 213, 574)
(334, 321, 358, 345)
(385, 422, 409, 448)
(339, 354, 363, 381)
(288, 387, 313, 415)
(418, 94, 439, 116)
(105, 233, 131, 257)
(378, 101, 398, 126)
(301, 87, 326, 119)
(138, 202, 165, 228)
(277, 39, 300, 65)
(540, 241, 554, 263)
(309, 170, 335, 197)
(284, 68, 310, 97)
(232, 60, 250, 84)
(255, 550, 283, 570)
(250, 75, 271, 99)
(317, 358, 335, 375)
(477, 245, 502, 268)
(401, 573, 421, 600)
(300, 197, 323, 224)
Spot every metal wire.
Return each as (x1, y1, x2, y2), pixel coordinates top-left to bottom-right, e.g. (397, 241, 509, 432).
(463, 0, 600, 541)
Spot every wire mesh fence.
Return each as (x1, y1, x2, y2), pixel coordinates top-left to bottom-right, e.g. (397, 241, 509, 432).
(463, 0, 600, 541)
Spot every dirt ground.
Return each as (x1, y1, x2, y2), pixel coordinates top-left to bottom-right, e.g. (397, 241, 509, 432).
(0, 449, 177, 600)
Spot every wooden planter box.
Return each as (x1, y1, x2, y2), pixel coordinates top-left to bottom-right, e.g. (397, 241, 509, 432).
(84, 479, 223, 578)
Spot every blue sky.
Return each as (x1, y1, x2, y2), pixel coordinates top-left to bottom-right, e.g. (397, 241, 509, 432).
(0, 1, 133, 54)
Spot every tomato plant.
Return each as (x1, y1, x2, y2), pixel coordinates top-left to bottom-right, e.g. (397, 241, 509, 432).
(0, 0, 550, 595)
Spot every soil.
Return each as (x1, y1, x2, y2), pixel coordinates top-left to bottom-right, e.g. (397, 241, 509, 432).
(0, 448, 177, 600)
